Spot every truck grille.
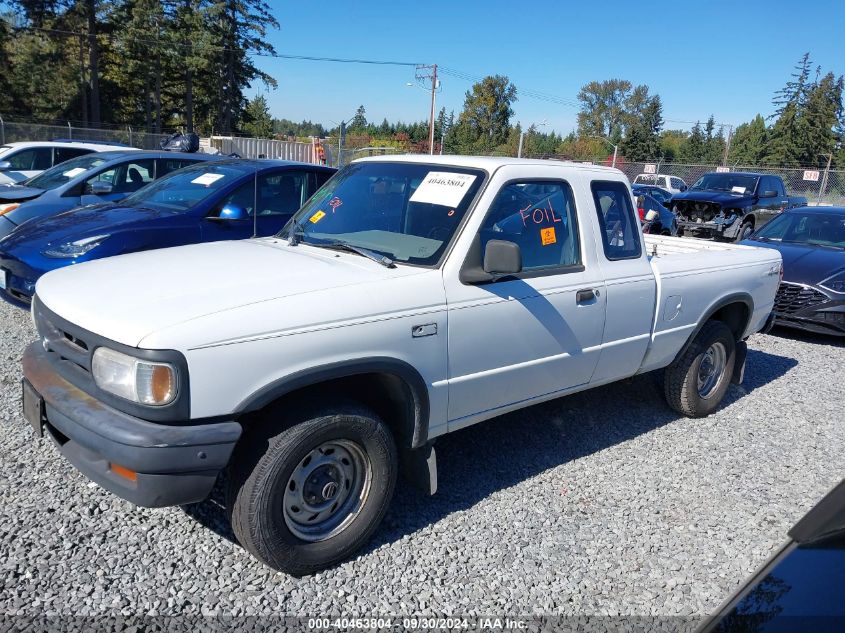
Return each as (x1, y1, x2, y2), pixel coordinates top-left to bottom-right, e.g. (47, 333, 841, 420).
(774, 283, 829, 315)
(33, 296, 93, 374)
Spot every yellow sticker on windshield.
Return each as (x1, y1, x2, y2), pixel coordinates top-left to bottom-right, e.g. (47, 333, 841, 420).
(541, 227, 557, 246)
(309, 210, 326, 224)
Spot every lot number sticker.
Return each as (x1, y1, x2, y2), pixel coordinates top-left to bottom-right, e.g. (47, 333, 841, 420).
(410, 172, 476, 207)
(540, 227, 557, 246)
(191, 173, 225, 186)
(309, 210, 326, 223)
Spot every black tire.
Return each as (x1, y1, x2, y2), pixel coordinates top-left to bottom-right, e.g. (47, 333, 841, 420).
(227, 402, 397, 575)
(664, 320, 736, 418)
(736, 221, 754, 241)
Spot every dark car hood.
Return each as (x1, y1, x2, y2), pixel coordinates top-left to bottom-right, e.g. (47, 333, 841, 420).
(741, 239, 845, 285)
(673, 189, 755, 206)
(0, 183, 45, 203)
(0, 204, 173, 251)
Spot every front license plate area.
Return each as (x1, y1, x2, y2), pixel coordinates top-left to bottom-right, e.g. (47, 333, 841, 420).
(22, 379, 45, 437)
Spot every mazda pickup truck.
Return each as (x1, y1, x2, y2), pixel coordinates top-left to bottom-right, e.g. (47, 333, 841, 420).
(672, 171, 807, 241)
(21, 156, 781, 575)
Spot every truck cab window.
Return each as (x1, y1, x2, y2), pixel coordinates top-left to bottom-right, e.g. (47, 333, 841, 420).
(591, 181, 642, 260)
(478, 181, 581, 271)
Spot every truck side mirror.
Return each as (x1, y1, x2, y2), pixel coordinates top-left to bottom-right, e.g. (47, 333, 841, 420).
(0, 161, 11, 171)
(679, 185, 687, 192)
(483, 240, 522, 275)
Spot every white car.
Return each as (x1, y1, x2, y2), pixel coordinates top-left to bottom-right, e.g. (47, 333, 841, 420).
(22, 156, 780, 575)
(0, 140, 134, 184)
(633, 173, 688, 194)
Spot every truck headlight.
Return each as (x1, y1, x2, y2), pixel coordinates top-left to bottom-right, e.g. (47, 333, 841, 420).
(43, 234, 109, 258)
(92, 347, 177, 406)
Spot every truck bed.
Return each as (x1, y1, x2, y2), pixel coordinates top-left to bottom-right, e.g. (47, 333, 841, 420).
(638, 234, 782, 374)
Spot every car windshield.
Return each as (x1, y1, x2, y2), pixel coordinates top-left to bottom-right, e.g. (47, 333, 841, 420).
(25, 155, 108, 190)
(120, 164, 246, 212)
(280, 162, 486, 266)
(691, 173, 758, 194)
(752, 211, 845, 249)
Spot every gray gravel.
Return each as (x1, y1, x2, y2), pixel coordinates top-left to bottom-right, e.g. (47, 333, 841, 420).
(0, 297, 843, 618)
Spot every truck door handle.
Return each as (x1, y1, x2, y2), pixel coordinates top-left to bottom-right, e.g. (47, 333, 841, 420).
(576, 288, 596, 304)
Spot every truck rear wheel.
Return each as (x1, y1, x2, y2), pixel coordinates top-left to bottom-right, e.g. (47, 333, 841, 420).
(227, 402, 397, 575)
(664, 320, 736, 418)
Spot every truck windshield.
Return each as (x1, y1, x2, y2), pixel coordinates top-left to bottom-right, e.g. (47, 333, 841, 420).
(280, 162, 486, 266)
(690, 173, 758, 194)
(120, 164, 247, 212)
(752, 211, 845, 249)
(25, 155, 108, 191)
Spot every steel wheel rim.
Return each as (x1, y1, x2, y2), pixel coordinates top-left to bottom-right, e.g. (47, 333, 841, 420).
(283, 439, 372, 542)
(697, 342, 727, 399)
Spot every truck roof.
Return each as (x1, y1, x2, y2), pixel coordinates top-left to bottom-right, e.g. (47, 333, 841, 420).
(354, 154, 622, 174)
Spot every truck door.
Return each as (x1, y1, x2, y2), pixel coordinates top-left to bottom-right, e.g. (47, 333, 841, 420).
(588, 180, 658, 384)
(443, 178, 607, 426)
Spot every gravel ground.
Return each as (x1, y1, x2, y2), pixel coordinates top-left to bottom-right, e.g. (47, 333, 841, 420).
(0, 298, 843, 619)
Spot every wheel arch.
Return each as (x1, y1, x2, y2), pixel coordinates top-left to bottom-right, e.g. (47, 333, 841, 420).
(672, 293, 754, 364)
(234, 357, 431, 450)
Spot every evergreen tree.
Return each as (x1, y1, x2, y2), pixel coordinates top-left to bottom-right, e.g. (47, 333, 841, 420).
(728, 115, 768, 164)
(350, 105, 367, 131)
(678, 122, 706, 162)
(241, 93, 273, 137)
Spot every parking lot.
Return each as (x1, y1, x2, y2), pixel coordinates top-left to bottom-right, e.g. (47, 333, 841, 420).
(0, 297, 842, 617)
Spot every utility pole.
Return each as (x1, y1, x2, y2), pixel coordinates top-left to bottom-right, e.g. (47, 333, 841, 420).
(415, 65, 438, 155)
(818, 153, 833, 203)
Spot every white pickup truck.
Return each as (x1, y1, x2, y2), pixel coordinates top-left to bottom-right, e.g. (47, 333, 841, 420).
(21, 156, 781, 575)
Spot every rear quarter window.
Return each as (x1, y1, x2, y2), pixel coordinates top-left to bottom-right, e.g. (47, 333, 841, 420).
(591, 180, 643, 261)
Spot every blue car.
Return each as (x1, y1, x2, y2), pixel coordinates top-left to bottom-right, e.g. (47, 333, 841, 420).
(0, 159, 335, 306)
(0, 150, 218, 240)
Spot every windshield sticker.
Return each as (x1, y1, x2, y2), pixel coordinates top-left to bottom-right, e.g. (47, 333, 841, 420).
(309, 210, 326, 224)
(409, 172, 476, 207)
(731, 186, 746, 194)
(191, 173, 225, 186)
(540, 227, 557, 246)
(62, 167, 88, 178)
(328, 197, 343, 212)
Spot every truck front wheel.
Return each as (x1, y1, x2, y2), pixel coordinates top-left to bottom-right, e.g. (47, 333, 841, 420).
(227, 402, 397, 575)
(664, 321, 736, 418)
(737, 221, 754, 241)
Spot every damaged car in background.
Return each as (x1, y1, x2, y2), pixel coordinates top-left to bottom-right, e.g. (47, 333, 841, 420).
(673, 172, 806, 242)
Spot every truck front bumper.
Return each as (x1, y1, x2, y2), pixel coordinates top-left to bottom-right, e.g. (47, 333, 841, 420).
(22, 342, 242, 508)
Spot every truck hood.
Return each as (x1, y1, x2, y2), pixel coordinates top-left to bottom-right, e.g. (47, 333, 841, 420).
(672, 189, 755, 206)
(35, 238, 427, 347)
(0, 183, 45, 203)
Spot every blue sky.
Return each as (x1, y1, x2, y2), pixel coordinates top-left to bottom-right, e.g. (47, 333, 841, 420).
(251, 0, 845, 135)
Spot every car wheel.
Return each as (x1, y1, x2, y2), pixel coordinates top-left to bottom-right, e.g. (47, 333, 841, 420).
(227, 401, 398, 575)
(737, 221, 754, 241)
(664, 320, 736, 418)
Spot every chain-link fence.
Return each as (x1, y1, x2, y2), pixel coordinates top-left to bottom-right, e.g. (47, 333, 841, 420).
(0, 118, 169, 150)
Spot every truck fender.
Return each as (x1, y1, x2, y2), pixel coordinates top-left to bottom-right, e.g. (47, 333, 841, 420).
(671, 293, 755, 366)
(723, 210, 753, 239)
(233, 357, 432, 450)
